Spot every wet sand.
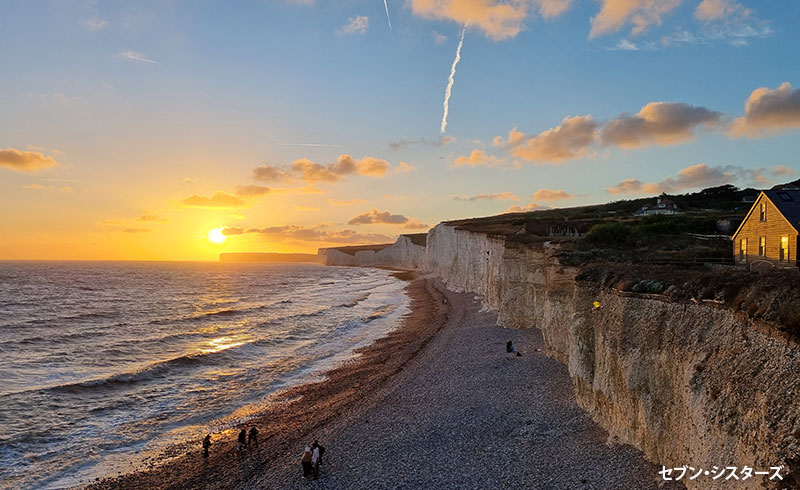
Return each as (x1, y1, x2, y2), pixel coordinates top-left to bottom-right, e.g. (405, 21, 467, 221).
(88, 276, 682, 489)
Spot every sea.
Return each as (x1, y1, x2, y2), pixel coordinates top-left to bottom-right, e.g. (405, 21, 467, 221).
(0, 261, 410, 489)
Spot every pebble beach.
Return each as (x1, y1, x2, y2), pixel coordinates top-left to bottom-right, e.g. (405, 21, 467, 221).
(88, 276, 684, 489)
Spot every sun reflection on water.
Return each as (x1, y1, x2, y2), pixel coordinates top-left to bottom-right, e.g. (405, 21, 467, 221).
(199, 336, 248, 354)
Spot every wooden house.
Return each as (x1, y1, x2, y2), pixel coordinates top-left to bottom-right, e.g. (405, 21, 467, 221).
(731, 190, 800, 267)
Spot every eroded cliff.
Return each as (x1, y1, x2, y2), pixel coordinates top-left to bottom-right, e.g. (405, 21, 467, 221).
(423, 223, 800, 489)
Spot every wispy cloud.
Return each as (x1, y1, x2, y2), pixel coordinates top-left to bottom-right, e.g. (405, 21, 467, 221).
(441, 26, 466, 133)
(338, 15, 369, 35)
(453, 192, 519, 201)
(83, 18, 108, 31)
(115, 50, 158, 64)
(432, 30, 448, 45)
(389, 135, 455, 150)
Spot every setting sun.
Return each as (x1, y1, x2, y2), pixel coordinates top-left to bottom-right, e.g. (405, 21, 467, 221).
(207, 227, 227, 245)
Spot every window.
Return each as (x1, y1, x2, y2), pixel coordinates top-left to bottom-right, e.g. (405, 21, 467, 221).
(759, 236, 766, 257)
(740, 238, 747, 261)
(760, 202, 767, 221)
(778, 192, 793, 202)
(781, 236, 789, 262)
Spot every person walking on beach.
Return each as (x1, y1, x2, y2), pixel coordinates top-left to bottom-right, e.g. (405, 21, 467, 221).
(311, 442, 321, 480)
(248, 426, 259, 448)
(301, 447, 313, 478)
(237, 429, 247, 456)
(202, 434, 212, 459)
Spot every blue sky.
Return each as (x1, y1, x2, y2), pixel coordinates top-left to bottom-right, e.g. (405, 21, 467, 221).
(1, 0, 800, 259)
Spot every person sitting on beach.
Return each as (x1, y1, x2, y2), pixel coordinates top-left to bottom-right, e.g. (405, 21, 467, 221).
(202, 434, 212, 459)
(301, 447, 313, 478)
(237, 429, 247, 455)
(248, 426, 259, 448)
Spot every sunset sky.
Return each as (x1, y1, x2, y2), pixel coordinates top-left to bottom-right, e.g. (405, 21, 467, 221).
(2, 0, 800, 260)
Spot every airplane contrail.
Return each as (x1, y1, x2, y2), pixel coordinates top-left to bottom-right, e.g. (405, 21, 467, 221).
(383, 0, 392, 30)
(441, 26, 466, 134)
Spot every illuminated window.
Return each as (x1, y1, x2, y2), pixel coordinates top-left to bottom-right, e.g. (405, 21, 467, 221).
(760, 202, 767, 221)
(781, 236, 789, 262)
(740, 238, 747, 261)
(759, 236, 766, 256)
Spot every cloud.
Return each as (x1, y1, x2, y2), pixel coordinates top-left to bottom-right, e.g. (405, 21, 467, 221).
(773, 165, 796, 177)
(338, 15, 369, 35)
(389, 135, 455, 150)
(253, 154, 391, 184)
(503, 202, 553, 213)
(395, 162, 417, 173)
(115, 50, 158, 64)
(589, 0, 681, 39)
(347, 208, 429, 229)
(98, 220, 124, 226)
(730, 82, 800, 138)
(0, 148, 60, 172)
(532, 188, 574, 201)
(507, 116, 598, 163)
(409, 0, 571, 40)
(694, 0, 750, 22)
(224, 224, 394, 244)
(453, 192, 519, 201)
(234, 185, 271, 197)
(600, 102, 722, 148)
(606, 178, 645, 195)
(453, 149, 504, 167)
(123, 228, 152, 234)
(180, 191, 247, 209)
(433, 30, 448, 45)
(296, 206, 321, 212)
(607, 163, 735, 195)
(21, 184, 72, 192)
(136, 212, 170, 223)
(182, 177, 197, 184)
(83, 18, 108, 30)
(327, 198, 368, 206)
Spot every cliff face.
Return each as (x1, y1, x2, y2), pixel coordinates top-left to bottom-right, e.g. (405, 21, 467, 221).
(319, 235, 425, 269)
(423, 223, 800, 489)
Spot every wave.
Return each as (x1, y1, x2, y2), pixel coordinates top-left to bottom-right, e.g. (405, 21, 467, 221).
(339, 292, 371, 308)
(363, 304, 400, 323)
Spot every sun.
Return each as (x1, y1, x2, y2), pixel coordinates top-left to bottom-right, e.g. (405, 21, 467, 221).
(207, 227, 227, 245)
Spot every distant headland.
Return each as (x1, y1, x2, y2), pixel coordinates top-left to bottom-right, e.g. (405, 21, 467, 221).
(218, 252, 319, 263)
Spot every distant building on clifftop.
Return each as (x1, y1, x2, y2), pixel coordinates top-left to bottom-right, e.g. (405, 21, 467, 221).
(634, 195, 681, 216)
(732, 189, 800, 268)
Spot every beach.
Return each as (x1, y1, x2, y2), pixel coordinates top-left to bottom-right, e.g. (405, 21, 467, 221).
(89, 275, 683, 489)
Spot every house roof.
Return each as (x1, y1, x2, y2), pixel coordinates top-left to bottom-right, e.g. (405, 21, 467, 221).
(763, 189, 800, 233)
(732, 190, 800, 239)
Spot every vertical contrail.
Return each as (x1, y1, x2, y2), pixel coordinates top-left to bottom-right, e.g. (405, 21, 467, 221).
(383, 0, 392, 30)
(441, 26, 466, 134)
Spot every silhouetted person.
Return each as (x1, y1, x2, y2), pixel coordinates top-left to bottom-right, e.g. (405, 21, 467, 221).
(248, 427, 259, 448)
(311, 443, 321, 480)
(301, 447, 313, 478)
(237, 429, 247, 456)
(506, 340, 514, 353)
(312, 440, 325, 465)
(202, 434, 211, 459)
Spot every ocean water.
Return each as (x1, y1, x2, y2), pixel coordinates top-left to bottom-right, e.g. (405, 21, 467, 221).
(0, 261, 410, 489)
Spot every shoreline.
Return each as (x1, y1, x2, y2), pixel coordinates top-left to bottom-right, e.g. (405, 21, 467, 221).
(86, 273, 447, 489)
(87, 274, 683, 489)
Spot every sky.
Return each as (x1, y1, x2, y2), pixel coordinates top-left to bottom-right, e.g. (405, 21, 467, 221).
(1, 0, 800, 260)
